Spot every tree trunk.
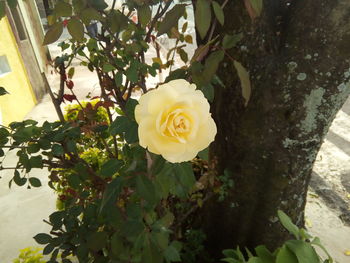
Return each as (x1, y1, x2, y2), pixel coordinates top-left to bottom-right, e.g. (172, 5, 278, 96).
(200, 0, 350, 259)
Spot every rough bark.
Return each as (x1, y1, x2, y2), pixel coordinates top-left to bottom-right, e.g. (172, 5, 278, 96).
(200, 0, 350, 259)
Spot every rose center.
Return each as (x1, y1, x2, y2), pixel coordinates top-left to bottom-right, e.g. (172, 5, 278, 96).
(158, 109, 192, 143)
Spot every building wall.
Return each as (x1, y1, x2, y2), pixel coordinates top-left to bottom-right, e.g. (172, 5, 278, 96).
(0, 17, 37, 126)
(18, 0, 48, 73)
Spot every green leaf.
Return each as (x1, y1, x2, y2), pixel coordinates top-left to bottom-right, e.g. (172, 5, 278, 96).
(43, 22, 63, 45)
(29, 156, 43, 169)
(223, 33, 243, 49)
(67, 18, 84, 42)
(249, 0, 263, 17)
(212, 1, 224, 25)
(0, 86, 9, 96)
(142, 236, 163, 263)
(125, 66, 138, 83)
(285, 240, 320, 263)
(73, 0, 86, 12)
(80, 7, 102, 25)
(0, 1, 5, 19)
(276, 246, 298, 263)
(164, 243, 181, 262)
(52, 144, 64, 156)
(157, 4, 186, 36)
(198, 147, 209, 161)
(33, 233, 52, 245)
(108, 10, 128, 33)
(171, 163, 196, 198)
(125, 98, 138, 120)
(109, 116, 138, 144)
(138, 5, 152, 27)
(13, 170, 27, 186)
(29, 177, 42, 187)
(233, 60, 251, 107)
(195, 0, 211, 39)
(254, 245, 274, 263)
(115, 71, 123, 86)
(68, 67, 75, 79)
(54, 1, 72, 17)
(201, 83, 214, 102)
(7, 0, 17, 9)
(87, 231, 108, 251)
(87, 0, 107, 11)
(102, 63, 116, 73)
(203, 50, 225, 83)
(43, 244, 55, 255)
(99, 177, 123, 213)
(136, 174, 158, 206)
(111, 233, 124, 255)
(277, 210, 300, 239)
(27, 143, 40, 154)
(100, 159, 122, 177)
(121, 220, 145, 239)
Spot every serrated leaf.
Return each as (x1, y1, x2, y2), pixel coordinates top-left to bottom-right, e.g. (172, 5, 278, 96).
(233, 60, 251, 107)
(157, 4, 186, 36)
(136, 174, 158, 206)
(100, 159, 122, 177)
(212, 1, 224, 25)
(195, 0, 211, 39)
(138, 5, 152, 27)
(142, 236, 163, 263)
(67, 18, 84, 42)
(43, 22, 63, 45)
(54, 1, 72, 17)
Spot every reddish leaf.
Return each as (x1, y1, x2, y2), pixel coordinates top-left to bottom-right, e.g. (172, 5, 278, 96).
(63, 94, 77, 102)
(103, 101, 114, 108)
(66, 80, 74, 89)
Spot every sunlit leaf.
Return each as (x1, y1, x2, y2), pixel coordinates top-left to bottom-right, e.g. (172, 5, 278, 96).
(54, 1, 72, 17)
(67, 18, 84, 42)
(43, 22, 63, 45)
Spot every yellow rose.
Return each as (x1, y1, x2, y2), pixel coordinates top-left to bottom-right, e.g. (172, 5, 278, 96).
(135, 79, 217, 163)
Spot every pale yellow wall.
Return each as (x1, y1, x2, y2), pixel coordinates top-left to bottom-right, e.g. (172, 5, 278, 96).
(0, 17, 37, 126)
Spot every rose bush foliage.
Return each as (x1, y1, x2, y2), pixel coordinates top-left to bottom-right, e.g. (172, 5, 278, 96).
(0, 0, 335, 262)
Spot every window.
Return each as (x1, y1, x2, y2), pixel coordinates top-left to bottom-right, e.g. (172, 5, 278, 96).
(0, 55, 11, 76)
